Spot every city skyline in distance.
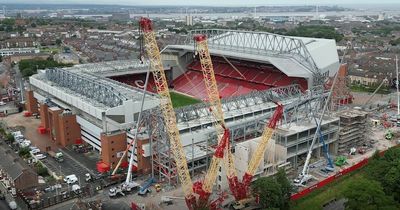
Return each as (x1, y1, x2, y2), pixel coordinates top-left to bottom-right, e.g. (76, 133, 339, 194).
(3, 0, 400, 6)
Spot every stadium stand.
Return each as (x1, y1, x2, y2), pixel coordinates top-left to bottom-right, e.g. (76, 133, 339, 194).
(173, 57, 308, 100)
(110, 73, 157, 93)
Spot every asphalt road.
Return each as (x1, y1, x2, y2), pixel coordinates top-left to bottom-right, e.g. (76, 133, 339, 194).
(41, 154, 89, 186)
(12, 65, 24, 102)
(0, 200, 10, 210)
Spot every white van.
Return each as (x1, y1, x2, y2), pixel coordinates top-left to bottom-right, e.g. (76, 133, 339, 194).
(64, 174, 78, 184)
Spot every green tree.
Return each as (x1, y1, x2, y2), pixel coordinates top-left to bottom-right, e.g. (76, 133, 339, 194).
(56, 39, 62, 45)
(5, 133, 14, 143)
(34, 162, 49, 176)
(252, 176, 283, 209)
(343, 177, 398, 210)
(19, 147, 31, 158)
(0, 127, 5, 136)
(382, 164, 400, 202)
(275, 169, 292, 210)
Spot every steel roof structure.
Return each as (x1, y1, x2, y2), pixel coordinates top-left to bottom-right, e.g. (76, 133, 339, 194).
(166, 29, 340, 86)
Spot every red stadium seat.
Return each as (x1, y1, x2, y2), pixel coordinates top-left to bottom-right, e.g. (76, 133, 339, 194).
(103, 56, 312, 100)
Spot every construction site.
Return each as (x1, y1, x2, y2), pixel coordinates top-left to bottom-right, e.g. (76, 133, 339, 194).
(21, 18, 400, 210)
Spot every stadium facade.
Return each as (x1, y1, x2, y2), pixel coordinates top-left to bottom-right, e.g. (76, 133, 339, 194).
(26, 29, 341, 189)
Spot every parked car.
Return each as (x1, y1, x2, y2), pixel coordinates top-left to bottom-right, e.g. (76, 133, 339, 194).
(35, 154, 47, 160)
(30, 148, 40, 155)
(20, 140, 31, 147)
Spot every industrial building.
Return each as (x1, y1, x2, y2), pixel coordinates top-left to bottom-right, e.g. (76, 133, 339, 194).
(26, 29, 341, 191)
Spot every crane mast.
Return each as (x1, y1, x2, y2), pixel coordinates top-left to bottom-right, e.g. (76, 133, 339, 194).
(192, 34, 231, 202)
(193, 34, 236, 180)
(193, 34, 284, 203)
(139, 17, 196, 209)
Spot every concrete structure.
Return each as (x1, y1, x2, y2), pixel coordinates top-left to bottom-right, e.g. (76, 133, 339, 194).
(28, 60, 159, 171)
(274, 117, 340, 169)
(337, 110, 368, 154)
(185, 15, 193, 26)
(26, 30, 340, 190)
(0, 47, 39, 57)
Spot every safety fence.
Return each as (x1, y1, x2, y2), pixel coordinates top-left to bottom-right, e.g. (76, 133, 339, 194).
(290, 147, 396, 201)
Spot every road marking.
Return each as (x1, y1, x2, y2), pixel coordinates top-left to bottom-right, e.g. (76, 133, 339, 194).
(60, 149, 96, 176)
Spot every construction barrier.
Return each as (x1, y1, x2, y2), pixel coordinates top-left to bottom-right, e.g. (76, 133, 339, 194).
(290, 145, 400, 201)
(37, 126, 47, 134)
(24, 111, 32, 117)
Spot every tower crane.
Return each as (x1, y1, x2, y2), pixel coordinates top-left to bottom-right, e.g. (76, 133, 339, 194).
(139, 17, 230, 210)
(193, 34, 284, 206)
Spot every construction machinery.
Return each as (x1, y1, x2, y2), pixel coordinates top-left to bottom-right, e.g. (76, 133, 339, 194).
(293, 43, 352, 187)
(385, 129, 394, 140)
(311, 100, 334, 172)
(192, 34, 232, 207)
(193, 34, 284, 208)
(229, 104, 283, 207)
(362, 78, 389, 110)
(335, 156, 347, 166)
(138, 177, 155, 196)
(140, 17, 231, 210)
(47, 151, 64, 162)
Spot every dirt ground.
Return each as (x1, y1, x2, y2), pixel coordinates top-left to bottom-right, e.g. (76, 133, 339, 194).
(3, 112, 60, 152)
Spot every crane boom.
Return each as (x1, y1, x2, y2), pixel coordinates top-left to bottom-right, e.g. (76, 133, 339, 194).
(192, 34, 231, 204)
(194, 35, 237, 183)
(139, 18, 196, 208)
(229, 104, 283, 200)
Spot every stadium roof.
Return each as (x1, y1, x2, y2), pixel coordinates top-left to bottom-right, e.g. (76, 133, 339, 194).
(165, 29, 340, 83)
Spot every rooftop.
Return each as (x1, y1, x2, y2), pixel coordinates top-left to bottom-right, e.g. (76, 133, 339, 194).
(0, 146, 36, 180)
(166, 29, 340, 84)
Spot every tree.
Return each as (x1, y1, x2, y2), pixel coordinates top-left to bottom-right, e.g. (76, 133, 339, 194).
(343, 177, 398, 210)
(5, 133, 14, 143)
(56, 39, 62, 45)
(19, 147, 31, 158)
(0, 127, 5, 136)
(34, 162, 49, 176)
(275, 169, 292, 210)
(383, 164, 400, 202)
(252, 176, 284, 209)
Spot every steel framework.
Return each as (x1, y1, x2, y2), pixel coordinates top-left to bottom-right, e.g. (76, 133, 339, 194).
(175, 84, 302, 127)
(184, 29, 323, 84)
(149, 84, 325, 187)
(45, 68, 142, 107)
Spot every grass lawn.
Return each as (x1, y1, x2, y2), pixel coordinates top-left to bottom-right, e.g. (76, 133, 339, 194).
(291, 170, 364, 210)
(170, 91, 201, 108)
(350, 84, 390, 94)
(40, 47, 60, 54)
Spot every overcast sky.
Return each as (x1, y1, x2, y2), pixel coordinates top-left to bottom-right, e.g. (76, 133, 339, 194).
(3, 0, 400, 6)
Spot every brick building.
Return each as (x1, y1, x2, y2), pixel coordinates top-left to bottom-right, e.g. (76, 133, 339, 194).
(0, 146, 38, 191)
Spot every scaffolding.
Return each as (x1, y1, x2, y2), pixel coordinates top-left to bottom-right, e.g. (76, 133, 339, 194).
(337, 110, 368, 154)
